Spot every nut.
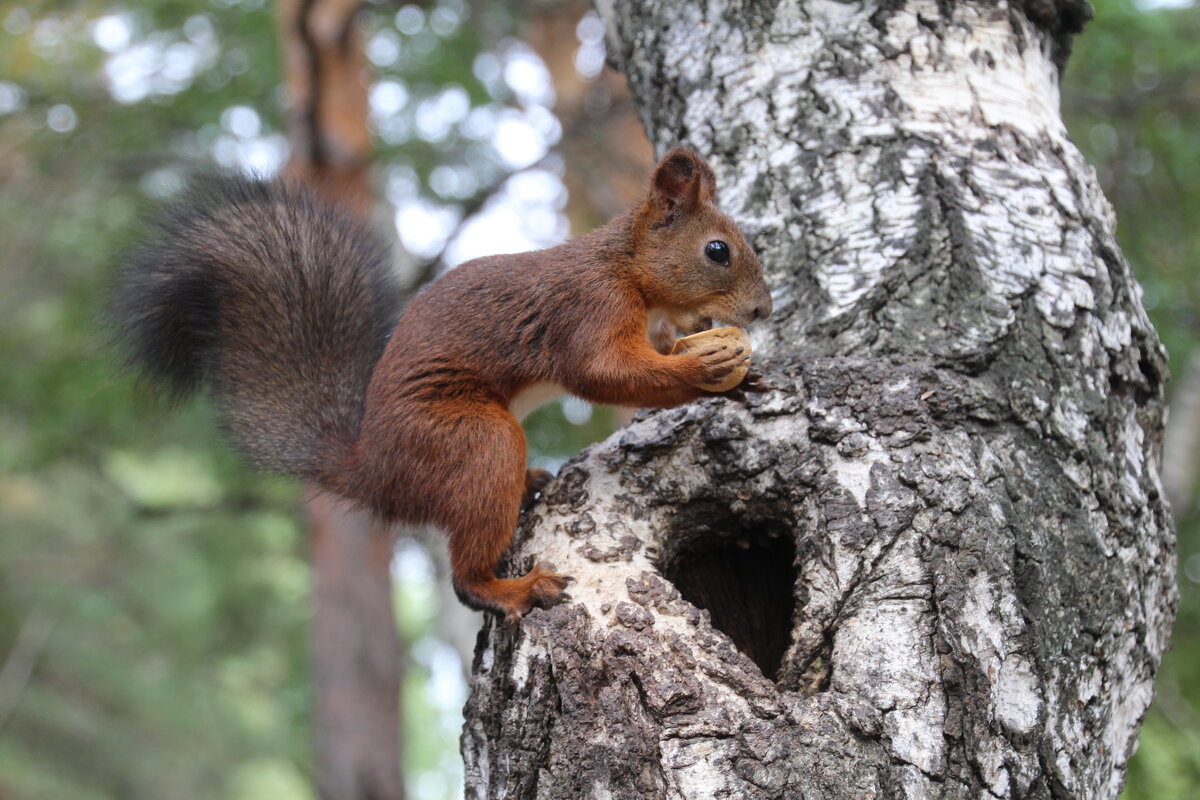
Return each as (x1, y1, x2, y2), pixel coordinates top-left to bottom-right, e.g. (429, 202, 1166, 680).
(670, 326, 752, 392)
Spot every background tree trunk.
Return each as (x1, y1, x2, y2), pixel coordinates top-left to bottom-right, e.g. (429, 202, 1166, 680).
(278, 2, 404, 798)
(307, 495, 403, 800)
(462, 1, 1177, 797)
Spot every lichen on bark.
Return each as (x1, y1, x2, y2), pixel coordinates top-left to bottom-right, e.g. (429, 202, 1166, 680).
(462, 2, 1176, 798)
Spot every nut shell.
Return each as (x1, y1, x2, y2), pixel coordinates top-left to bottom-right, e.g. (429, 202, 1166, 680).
(669, 326, 752, 392)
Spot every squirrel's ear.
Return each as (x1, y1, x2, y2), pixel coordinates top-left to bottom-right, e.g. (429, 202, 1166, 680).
(649, 148, 716, 225)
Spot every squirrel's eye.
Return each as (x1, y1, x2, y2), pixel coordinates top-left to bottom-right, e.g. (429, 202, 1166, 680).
(705, 240, 730, 266)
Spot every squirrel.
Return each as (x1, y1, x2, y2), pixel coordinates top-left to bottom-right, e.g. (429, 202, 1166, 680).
(111, 148, 772, 622)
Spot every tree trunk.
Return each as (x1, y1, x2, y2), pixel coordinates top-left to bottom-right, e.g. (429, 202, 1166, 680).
(277, 2, 404, 798)
(278, 0, 374, 213)
(308, 494, 403, 800)
(462, 1, 1176, 798)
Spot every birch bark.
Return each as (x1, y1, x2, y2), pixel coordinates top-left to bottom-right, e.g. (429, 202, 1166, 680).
(463, 2, 1176, 798)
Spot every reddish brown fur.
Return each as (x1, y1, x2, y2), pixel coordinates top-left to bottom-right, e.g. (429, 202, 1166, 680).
(335, 149, 771, 620)
(114, 149, 770, 623)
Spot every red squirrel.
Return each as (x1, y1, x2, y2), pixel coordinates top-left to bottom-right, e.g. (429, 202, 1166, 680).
(112, 148, 772, 621)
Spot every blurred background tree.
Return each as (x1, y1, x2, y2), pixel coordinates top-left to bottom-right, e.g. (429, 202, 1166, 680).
(0, 0, 1192, 798)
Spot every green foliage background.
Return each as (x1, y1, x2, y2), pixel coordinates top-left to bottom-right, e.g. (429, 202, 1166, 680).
(0, 0, 1195, 798)
(1063, 1, 1200, 795)
(0, 2, 590, 798)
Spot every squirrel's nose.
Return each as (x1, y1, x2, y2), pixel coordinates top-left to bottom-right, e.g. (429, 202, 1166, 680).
(752, 291, 773, 320)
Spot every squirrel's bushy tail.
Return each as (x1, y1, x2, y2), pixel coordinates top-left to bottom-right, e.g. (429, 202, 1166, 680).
(110, 175, 399, 483)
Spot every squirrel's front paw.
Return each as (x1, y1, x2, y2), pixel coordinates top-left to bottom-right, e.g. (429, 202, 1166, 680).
(692, 345, 750, 390)
(703, 367, 772, 401)
(521, 468, 554, 511)
(671, 326, 752, 391)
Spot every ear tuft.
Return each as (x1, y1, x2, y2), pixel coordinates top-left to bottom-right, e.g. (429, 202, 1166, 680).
(648, 149, 718, 227)
(653, 149, 700, 206)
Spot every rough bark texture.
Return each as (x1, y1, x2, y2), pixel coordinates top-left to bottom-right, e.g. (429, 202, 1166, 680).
(462, 1, 1176, 798)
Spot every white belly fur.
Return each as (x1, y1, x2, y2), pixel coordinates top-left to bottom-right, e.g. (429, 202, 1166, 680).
(508, 381, 567, 422)
(646, 306, 670, 339)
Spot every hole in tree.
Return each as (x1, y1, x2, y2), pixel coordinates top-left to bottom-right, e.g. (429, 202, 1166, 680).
(659, 510, 796, 681)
